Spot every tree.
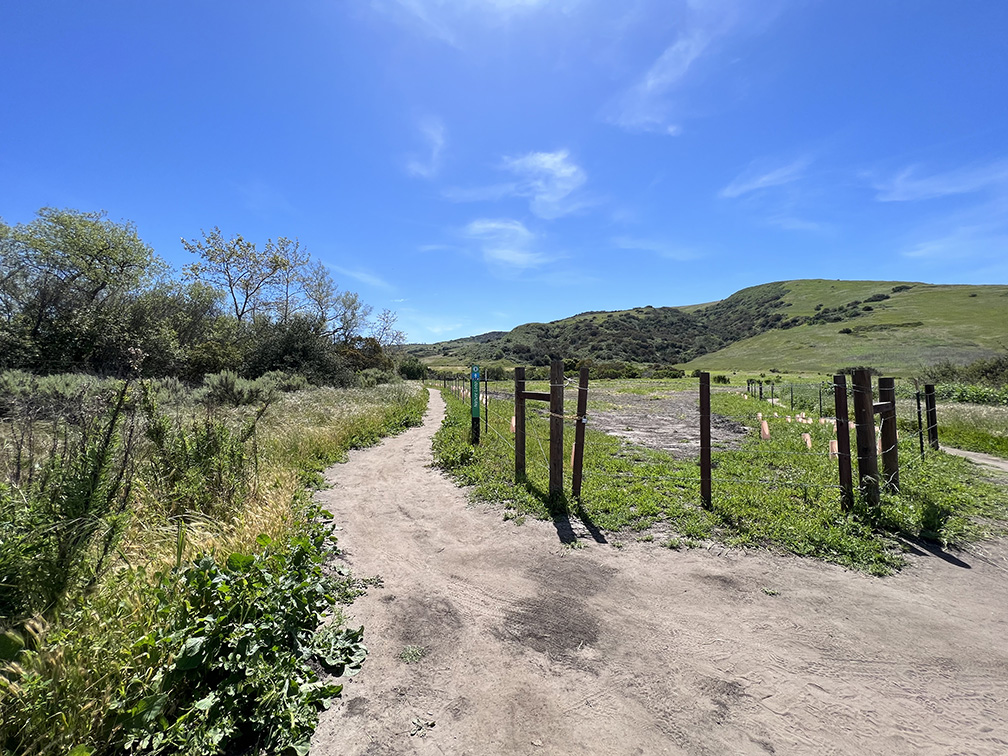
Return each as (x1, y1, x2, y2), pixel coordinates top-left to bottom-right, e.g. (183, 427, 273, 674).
(332, 291, 372, 347)
(0, 208, 161, 372)
(181, 227, 283, 323)
(301, 259, 339, 328)
(370, 308, 405, 351)
(267, 236, 309, 324)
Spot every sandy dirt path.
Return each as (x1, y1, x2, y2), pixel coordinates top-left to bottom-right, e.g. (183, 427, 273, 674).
(311, 389, 1008, 756)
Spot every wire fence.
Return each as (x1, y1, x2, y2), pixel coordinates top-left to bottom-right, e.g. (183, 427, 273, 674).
(428, 368, 943, 510)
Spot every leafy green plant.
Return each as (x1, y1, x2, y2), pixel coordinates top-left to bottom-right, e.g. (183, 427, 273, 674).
(114, 527, 364, 756)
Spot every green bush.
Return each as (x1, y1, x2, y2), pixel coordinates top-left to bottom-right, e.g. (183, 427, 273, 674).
(113, 527, 364, 756)
(397, 355, 427, 380)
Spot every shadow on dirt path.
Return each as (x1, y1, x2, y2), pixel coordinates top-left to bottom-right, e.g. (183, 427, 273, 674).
(311, 388, 1008, 756)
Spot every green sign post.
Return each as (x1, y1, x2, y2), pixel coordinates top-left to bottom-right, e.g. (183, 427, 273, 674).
(470, 365, 480, 445)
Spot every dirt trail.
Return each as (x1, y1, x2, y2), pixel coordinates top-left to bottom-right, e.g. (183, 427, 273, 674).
(942, 446, 1008, 475)
(311, 389, 1008, 756)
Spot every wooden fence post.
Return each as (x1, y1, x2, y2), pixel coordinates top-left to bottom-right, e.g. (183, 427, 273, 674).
(852, 369, 879, 507)
(700, 372, 712, 509)
(833, 374, 853, 511)
(572, 366, 589, 499)
(549, 359, 564, 500)
(514, 367, 526, 482)
(924, 384, 939, 450)
(877, 377, 899, 491)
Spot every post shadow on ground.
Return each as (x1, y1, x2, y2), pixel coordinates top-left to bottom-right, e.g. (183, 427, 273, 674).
(898, 537, 972, 569)
(520, 478, 607, 545)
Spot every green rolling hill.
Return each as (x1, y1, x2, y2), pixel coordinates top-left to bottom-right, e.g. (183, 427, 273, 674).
(406, 280, 1008, 376)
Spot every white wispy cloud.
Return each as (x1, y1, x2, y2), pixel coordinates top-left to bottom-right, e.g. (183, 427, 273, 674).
(719, 156, 811, 198)
(604, 1, 785, 134)
(444, 149, 589, 219)
(406, 116, 446, 179)
(607, 29, 710, 134)
(502, 149, 587, 218)
(327, 263, 394, 291)
(611, 236, 697, 261)
(462, 217, 547, 269)
(874, 159, 1008, 202)
(373, 0, 553, 47)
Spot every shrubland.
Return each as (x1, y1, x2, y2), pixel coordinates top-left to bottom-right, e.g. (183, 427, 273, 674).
(0, 372, 427, 755)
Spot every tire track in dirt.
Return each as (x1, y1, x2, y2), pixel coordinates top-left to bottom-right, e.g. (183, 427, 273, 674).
(311, 388, 1008, 756)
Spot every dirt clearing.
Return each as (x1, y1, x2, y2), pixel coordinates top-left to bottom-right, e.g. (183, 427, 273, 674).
(311, 389, 1008, 756)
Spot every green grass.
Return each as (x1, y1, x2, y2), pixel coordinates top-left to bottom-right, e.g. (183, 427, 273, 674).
(936, 403, 1008, 459)
(434, 385, 1008, 575)
(1, 380, 429, 755)
(688, 281, 1008, 375)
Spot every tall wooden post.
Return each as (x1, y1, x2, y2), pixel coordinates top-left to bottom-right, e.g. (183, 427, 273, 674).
(700, 372, 712, 509)
(572, 367, 589, 499)
(549, 359, 564, 500)
(878, 377, 899, 491)
(833, 374, 854, 511)
(514, 367, 526, 481)
(924, 384, 939, 450)
(852, 369, 879, 507)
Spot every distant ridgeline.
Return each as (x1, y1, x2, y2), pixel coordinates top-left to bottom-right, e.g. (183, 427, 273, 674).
(406, 280, 1008, 372)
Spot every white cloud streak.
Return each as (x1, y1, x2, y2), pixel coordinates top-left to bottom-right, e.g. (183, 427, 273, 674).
(444, 149, 589, 219)
(463, 217, 547, 269)
(406, 116, 446, 179)
(608, 30, 710, 133)
(874, 160, 1008, 202)
(502, 149, 587, 218)
(327, 264, 394, 291)
(719, 157, 811, 199)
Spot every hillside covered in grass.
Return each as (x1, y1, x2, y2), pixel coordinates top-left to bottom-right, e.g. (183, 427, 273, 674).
(406, 280, 1008, 375)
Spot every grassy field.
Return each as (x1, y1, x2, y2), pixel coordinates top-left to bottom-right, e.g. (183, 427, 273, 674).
(687, 281, 1008, 375)
(0, 378, 427, 755)
(433, 380, 1008, 576)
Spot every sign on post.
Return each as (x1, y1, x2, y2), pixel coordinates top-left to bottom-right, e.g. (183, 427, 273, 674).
(470, 365, 480, 445)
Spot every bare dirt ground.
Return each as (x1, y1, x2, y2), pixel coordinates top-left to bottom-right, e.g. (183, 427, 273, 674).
(311, 389, 1008, 756)
(585, 389, 747, 460)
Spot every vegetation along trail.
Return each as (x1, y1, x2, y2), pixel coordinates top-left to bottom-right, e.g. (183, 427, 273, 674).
(311, 388, 1008, 756)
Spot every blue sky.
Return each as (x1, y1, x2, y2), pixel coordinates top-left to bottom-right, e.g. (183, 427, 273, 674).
(2, 1, 1006, 343)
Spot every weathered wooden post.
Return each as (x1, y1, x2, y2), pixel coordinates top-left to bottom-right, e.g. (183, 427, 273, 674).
(916, 391, 925, 461)
(549, 358, 564, 500)
(470, 365, 480, 445)
(484, 372, 489, 433)
(514, 367, 526, 481)
(924, 384, 939, 450)
(851, 369, 879, 506)
(877, 377, 899, 492)
(572, 366, 589, 499)
(833, 374, 854, 511)
(700, 372, 712, 509)
(759, 382, 763, 401)
(790, 384, 794, 412)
